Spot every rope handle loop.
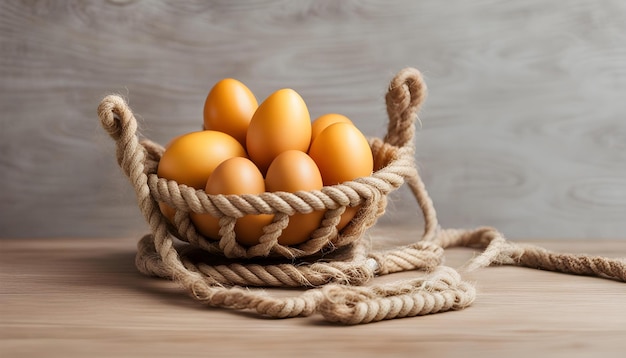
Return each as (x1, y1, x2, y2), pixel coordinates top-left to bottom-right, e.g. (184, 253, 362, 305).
(384, 67, 427, 148)
(97, 94, 146, 180)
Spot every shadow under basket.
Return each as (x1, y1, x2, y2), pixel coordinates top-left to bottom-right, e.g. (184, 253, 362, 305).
(98, 67, 626, 325)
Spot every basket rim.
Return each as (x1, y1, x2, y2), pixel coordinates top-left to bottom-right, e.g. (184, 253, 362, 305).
(144, 136, 416, 217)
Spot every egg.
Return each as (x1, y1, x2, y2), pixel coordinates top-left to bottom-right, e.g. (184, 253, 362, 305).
(190, 157, 273, 246)
(157, 130, 247, 222)
(335, 206, 360, 232)
(158, 202, 177, 224)
(308, 122, 374, 231)
(157, 130, 247, 189)
(265, 150, 324, 245)
(311, 113, 353, 145)
(308, 122, 373, 186)
(203, 78, 258, 147)
(246, 88, 311, 173)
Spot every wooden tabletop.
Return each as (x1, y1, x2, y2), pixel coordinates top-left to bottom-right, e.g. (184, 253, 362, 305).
(1, 228, 625, 357)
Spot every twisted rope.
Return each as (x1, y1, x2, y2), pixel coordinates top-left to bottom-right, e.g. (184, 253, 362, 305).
(99, 67, 624, 325)
(319, 266, 476, 324)
(143, 137, 415, 258)
(433, 227, 626, 281)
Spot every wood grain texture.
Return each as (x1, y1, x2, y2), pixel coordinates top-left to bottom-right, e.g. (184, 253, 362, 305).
(0, 0, 625, 239)
(1, 231, 625, 357)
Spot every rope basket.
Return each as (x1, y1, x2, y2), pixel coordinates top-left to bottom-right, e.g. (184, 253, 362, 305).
(98, 68, 626, 325)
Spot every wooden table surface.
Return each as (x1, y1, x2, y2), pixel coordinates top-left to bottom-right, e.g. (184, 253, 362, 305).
(1, 227, 625, 357)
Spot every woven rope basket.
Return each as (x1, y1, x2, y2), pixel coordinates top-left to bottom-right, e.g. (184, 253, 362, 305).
(98, 68, 625, 325)
(100, 68, 432, 259)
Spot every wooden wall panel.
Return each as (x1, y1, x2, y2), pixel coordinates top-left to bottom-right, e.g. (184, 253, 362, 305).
(1, 0, 625, 239)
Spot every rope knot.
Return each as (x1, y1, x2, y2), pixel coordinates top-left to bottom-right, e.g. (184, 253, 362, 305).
(98, 95, 135, 140)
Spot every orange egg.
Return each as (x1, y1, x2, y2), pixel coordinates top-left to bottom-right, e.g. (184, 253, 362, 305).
(311, 113, 353, 145)
(203, 78, 258, 147)
(190, 157, 273, 246)
(158, 201, 177, 224)
(308, 122, 373, 231)
(265, 150, 324, 245)
(308, 122, 373, 186)
(157, 130, 247, 222)
(335, 206, 360, 232)
(157, 130, 247, 189)
(246, 88, 311, 174)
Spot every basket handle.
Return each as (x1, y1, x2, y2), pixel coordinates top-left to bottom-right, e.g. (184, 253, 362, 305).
(383, 67, 427, 148)
(97, 95, 144, 179)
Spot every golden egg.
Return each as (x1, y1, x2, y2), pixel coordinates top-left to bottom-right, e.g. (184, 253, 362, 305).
(308, 122, 373, 231)
(265, 150, 324, 246)
(308, 122, 373, 186)
(157, 130, 247, 189)
(157, 130, 247, 222)
(203, 78, 258, 147)
(246, 88, 311, 174)
(190, 157, 273, 246)
(311, 113, 353, 145)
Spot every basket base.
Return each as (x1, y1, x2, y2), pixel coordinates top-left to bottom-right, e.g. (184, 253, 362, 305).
(133, 230, 476, 324)
(136, 233, 378, 288)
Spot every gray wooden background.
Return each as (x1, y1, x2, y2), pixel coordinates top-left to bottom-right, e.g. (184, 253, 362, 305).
(1, 0, 625, 240)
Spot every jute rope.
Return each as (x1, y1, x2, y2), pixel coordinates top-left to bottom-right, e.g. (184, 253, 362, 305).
(98, 68, 625, 325)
